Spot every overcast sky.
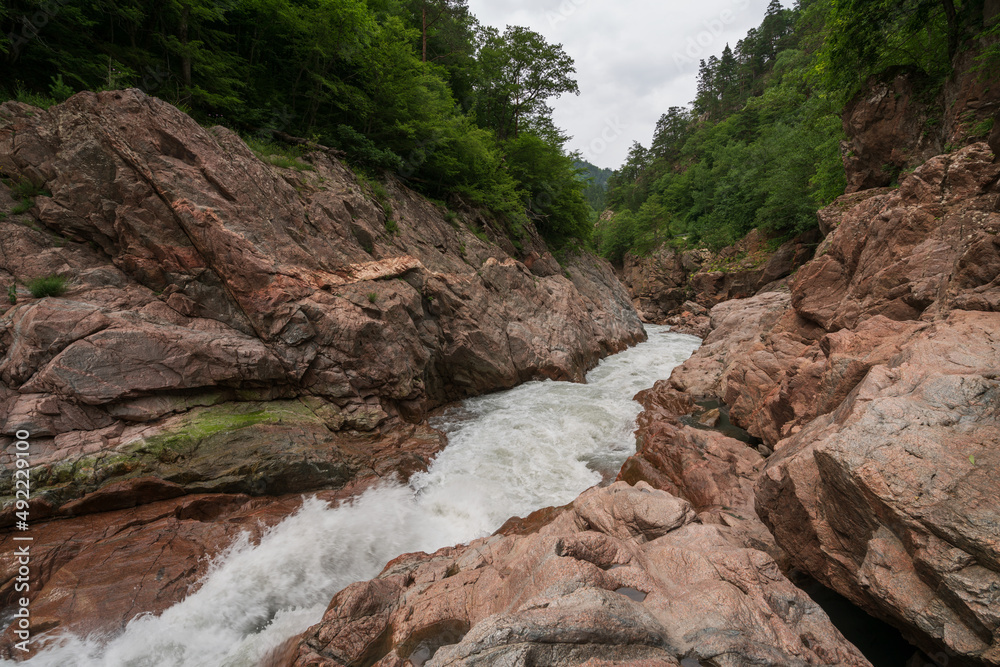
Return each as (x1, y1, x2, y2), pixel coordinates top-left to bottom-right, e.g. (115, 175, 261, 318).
(465, 0, 789, 170)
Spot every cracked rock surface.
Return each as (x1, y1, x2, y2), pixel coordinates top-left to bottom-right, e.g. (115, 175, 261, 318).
(284, 482, 871, 667)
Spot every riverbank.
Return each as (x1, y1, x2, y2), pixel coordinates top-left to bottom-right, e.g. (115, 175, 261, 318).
(5, 327, 698, 665)
(0, 90, 645, 658)
(282, 140, 1000, 667)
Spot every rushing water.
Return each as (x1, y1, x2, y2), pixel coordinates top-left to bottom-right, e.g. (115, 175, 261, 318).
(11, 326, 701, 667)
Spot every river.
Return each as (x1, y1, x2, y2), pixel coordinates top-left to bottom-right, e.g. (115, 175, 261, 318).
(13, 326, 701, 667)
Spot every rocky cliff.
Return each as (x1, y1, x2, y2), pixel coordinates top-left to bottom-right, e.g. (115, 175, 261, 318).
(645, 141, 1000, 665)
(619, 228, 820, 326)
(841, 47, 1000, 194)
(0, 89, 644, 643)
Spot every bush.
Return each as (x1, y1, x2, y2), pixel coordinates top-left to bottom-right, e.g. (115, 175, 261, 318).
(355, 172, 396, 223)
(371, 181, 390, 202)
(9, 178, 51, 200)
(332, 125, 403, 174)
(244, 136, 315, 172)
(14, 84, 58, 110)
(6, 177, 51, 217)
(504, 133, 593, 247)
(7, 284, 16, 305)
(28, 275, 68, 298)
(973, 117, 995, 138)
(48, 75, 74, 102)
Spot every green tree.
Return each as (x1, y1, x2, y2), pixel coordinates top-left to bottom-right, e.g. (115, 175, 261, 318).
(594, 210, 638, 265)
(599, 1, 849, 260)
(402, 0, 478, 107)
(505, 133, 591, 245)
(650, 107, 693, 162)
(474, 25, 579, 140)
(716, 45, 739, 113)
(818, 0, 979, 96)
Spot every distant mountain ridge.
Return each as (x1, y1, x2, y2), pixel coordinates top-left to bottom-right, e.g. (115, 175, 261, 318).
(575, 159, 614, 211)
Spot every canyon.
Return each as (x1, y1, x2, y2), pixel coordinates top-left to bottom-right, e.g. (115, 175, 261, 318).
(0, 77, 997, 667)
(0, 89, 644, 654)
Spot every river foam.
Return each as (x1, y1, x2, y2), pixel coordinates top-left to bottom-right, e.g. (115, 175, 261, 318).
(12, 326, 700, 667)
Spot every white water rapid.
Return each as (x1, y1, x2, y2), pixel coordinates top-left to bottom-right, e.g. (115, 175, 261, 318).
(11, 326, 701, 667)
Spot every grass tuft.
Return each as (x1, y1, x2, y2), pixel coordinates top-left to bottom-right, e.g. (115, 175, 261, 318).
(244, 137, 315, 172)
(10, 179, 50, 199)
(27, 275, 68, 298)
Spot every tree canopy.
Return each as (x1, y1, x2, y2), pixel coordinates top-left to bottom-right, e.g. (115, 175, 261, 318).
(474, 25, 579, 142)
(1, 0, 593, 249)
(595, 0, 994, 264)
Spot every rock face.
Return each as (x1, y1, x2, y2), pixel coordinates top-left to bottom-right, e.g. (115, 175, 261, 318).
(840, 68, 945, 193)
(0, 90, 644, 645)
(841, 50, 1000, 193)
(653, 142, 1000, 663)
(620, 246, 696, 322)
(0, 89, 643, 511)
(667, 289, 794, 402)
(719, 142, 1000, 446)
(286, 482, 872, 667)
(757, 310, 1000, 664)
(621, 229, 818, 324)
(619, 381, 783, 568)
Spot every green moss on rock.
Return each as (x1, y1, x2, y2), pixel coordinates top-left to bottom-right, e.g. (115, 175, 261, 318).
(1, 401, 348, 511)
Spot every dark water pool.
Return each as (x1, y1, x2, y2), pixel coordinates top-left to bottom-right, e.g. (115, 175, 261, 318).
(800, 576, 940, 667)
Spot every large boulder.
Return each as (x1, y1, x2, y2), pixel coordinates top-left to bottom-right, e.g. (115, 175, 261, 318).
(667, 289, 794, 400)
(794, 143, 1000, 332)
(757, 310, 1000, 664)
(286, 483, 872, 667)
(619, 381, 783, 567)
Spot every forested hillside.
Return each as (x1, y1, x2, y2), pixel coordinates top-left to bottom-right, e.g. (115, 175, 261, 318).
(575, 159, 614, 211)
(597, 0, 999, 263)
(4, 1, 997, 261)
(0, 0, 592, 247)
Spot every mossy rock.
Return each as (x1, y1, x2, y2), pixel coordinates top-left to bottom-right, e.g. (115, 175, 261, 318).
(0, 401, 355, 510)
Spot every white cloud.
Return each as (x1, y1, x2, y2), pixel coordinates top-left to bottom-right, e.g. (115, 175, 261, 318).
(465, 0, 788, 169)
